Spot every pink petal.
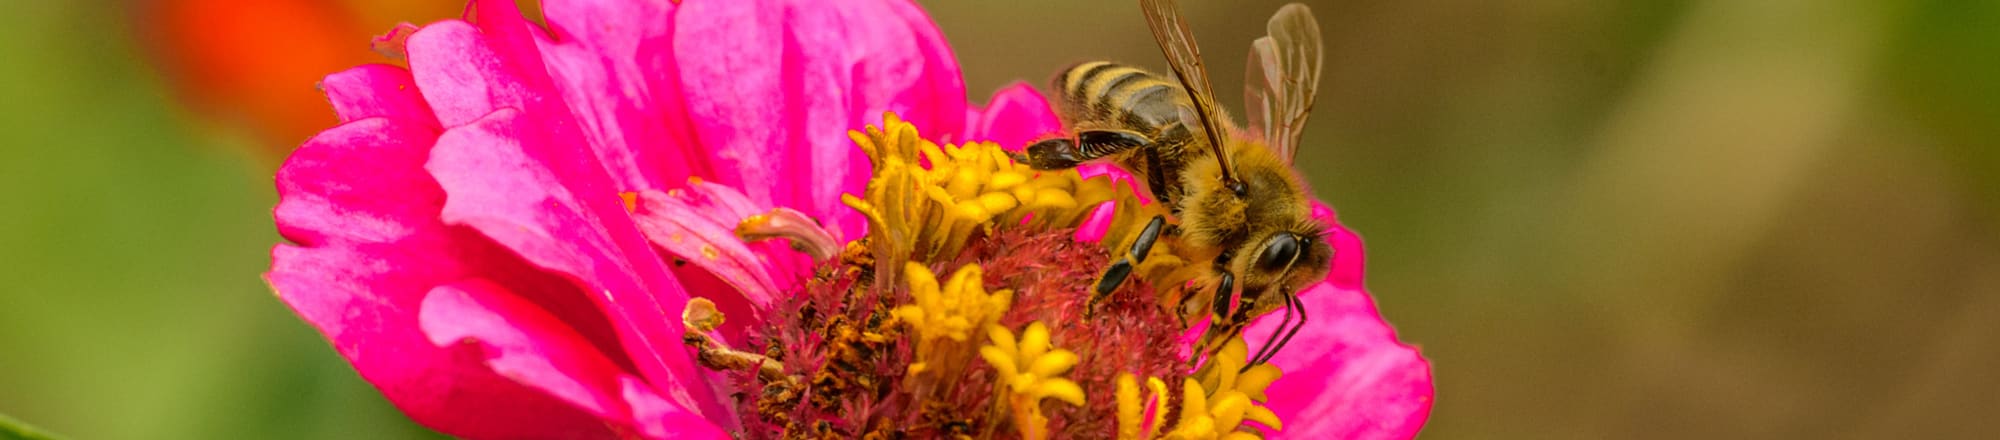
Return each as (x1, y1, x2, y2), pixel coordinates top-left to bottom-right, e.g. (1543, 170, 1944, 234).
(1244, 282, 1433, 439)
(535, 0, 705, 192)
(673, 0, 968, 241)
(404, 19, 538, 129)
(631, 188, 783, 300)
(1071, 202, 1119, 243)
(271, 119, 623, 439)
(629, 187, 810, 341)
(622, 377, 731, 440)
(418, 279, 644, 423)
(271, 120, 437, 247)
(425, 107, 731, 426)
(322, 64, 438, 127)
(645, 181, 818, 285)
(964, 81, 1062, 148)
(675, 180, 819, 284)
(1315, 203, 1366, 291)
(416, 0, 701, 198)
(1242, 203, 1433, 438)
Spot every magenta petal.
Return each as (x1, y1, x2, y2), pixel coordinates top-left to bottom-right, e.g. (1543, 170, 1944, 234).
(673, 0, 967, 241)
(681, 180, 817, 281)
(426, 108, 731, 425)
(1071, 202, 1118, 243)
(630, 189, 782, 302)
(271, 119, 620, 439)
(650, 181, 819, 281)
(272, 120, 437, 246)
(418, 279, 642, 422)
(404, 19, 532, 129)
(628, 189, 778, 332)
(964, 81, 1062, 148)
(1245, 282, 1433, 439)
(322, 64, 438, 126)
(621, 377, 730, 440)
(276, 245, 624, 440)
(412, 0, 685, 196)
(534, 0, 704, 192)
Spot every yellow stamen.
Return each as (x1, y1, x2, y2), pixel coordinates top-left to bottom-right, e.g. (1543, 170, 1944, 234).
(1176, 338, 1286, 437)
(680, 298, 790, 386)
(1117, 373, 1173, 440)
(1159, 378, 1265, 440)
(1118, 375, 1142, 440)
(682, 297, 724, 333)
(841, 112, 1145, 284)
(1196, 339, 1284, 405)
(890, 262, 1012, 398)
(735, 207, 842, 261)
(979, 321, 1086, 440)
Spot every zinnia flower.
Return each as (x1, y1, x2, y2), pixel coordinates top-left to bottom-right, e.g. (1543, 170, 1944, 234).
(267, 0, 1433, 438)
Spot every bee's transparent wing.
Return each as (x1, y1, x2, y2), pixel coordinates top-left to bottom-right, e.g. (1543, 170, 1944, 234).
(1245, 3, 1323, 165)
(1245, 38, 1279, 151)
(1141, 0, 1238, 184)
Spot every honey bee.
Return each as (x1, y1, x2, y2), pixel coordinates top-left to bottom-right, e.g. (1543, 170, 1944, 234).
(1014, 0, 1327, 367)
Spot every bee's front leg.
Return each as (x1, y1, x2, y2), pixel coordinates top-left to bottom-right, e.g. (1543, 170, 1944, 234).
(1013, 137, 1083, 170)
(1087, 214, 1169, 316)
(1248, 288, 1306, 369)
(1012, 129, 1152, 170)
(1191, 255, 1242, 367)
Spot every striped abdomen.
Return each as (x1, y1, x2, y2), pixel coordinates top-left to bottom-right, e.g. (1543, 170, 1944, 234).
(1049, 61, 1207, 206)
(1052, 61, 1190, 135)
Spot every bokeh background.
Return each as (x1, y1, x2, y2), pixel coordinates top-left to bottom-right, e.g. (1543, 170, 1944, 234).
(2, 0, 1995, 438)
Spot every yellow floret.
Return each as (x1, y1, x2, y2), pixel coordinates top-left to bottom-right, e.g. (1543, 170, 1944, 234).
(841, 112, 1146, 285)
(1116, 373, 1172, 440)
(891, 262, 1012, 396)
(980, 321, 1086, 440)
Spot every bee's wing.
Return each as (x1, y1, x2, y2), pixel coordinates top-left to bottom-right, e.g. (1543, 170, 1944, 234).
(1244, 3, 1323, 165)
(1141, 0, 1238, 185)
(1245, 38, 1279, 153)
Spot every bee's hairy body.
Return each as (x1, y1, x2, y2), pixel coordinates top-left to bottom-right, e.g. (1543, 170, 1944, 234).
(1044, 61, 1328, 326)
(1023, 0, 1331, 368)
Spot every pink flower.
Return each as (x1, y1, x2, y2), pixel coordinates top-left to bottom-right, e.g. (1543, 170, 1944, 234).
(266, 0, 1431, 438)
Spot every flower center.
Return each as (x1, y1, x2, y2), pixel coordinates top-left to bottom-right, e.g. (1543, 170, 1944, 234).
(681, 114, 1285, 438)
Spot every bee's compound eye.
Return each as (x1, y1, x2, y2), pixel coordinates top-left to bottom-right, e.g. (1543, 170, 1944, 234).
(1256, 232, 1302, 271)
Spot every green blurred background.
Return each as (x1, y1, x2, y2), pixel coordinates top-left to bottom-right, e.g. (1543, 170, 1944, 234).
(3, 0, 1996, 438)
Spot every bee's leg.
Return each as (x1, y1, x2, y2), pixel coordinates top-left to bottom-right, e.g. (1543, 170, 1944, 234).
(1210, 271, 1236, 319)
(1086, 214, 1168, 316)
(1013, 129, 1152, 170)
(1191, 322, 1244, 369)
(1247, 288, 1306, 369)
(1015, 138, 1084, 170)
(1193, 259, 1241, 366)
(1142, 140, 1175, 206)
(1077, 129, 1153, 158)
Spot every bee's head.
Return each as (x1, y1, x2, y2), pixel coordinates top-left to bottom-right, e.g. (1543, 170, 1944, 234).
(1227, 226, 1334, 317)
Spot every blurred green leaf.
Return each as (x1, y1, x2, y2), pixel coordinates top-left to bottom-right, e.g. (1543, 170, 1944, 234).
(0, 413, 64, 440)
(1882, 0, 2000, 211)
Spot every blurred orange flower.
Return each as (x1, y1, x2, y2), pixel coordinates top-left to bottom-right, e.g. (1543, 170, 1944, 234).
(138, 0, 464, 160)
